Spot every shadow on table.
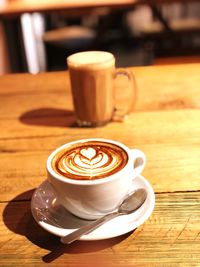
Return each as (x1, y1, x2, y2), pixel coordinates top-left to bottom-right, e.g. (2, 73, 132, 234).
(3, 189, 133, 263)
(20, 108, 77, 128)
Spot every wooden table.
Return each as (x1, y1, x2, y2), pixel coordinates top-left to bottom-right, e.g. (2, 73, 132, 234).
(1, 63, 200, 266)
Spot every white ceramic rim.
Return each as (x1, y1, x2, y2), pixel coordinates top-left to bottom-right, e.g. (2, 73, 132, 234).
(46, 138, 134, 186)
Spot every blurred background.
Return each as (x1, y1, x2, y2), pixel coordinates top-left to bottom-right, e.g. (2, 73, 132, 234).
(0, 1, 200, 74)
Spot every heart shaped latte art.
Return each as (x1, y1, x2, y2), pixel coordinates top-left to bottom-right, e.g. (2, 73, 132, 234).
(54, 141, 128, 180)
(81, 154, 103, 165)
(80, 147, 97, 160)
(79, 147, 105, 167)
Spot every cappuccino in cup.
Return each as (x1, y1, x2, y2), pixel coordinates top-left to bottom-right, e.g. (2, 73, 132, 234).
(67, 51, 136, 127)
(47, 139, 145, 219)
(51, 140, 128, 180)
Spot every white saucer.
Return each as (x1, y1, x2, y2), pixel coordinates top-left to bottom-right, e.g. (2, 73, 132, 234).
(31, 175, 155, 241)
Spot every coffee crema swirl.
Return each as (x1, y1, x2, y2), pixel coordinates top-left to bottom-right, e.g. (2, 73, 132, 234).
(52, 141, 128, 180)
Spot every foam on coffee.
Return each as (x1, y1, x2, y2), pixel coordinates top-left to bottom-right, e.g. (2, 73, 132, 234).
(67, 51, 114, 70)
(52, 141, 128, 180)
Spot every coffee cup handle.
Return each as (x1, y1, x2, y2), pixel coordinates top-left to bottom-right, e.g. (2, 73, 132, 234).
(113, 68, 137, 122)
(130, 149, 146, 177)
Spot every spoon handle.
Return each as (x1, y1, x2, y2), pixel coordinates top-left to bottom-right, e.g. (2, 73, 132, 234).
(61, 211, 120, 244)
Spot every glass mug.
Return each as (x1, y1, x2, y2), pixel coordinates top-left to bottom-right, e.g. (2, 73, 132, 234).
(67, 51, 136, 127)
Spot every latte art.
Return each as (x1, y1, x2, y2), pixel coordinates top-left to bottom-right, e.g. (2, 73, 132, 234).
(52, 141, 128, 180)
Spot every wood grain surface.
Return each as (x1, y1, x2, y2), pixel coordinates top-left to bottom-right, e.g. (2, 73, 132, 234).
(1, 64, 200, 266)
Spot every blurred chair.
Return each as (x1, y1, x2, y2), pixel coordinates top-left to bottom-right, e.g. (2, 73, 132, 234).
(140, 3, 200, 57)
(43, 8, 113, 70)
(43, 25, 96, 50)
(20, 7, 114, 72)
(20, 12, 47, 74)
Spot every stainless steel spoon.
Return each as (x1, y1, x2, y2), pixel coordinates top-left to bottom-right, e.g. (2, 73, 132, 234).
(61, 188, 147, 244)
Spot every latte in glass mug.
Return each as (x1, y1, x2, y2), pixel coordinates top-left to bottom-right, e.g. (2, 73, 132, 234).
(67, 51, 136, 127)
(51, 140, 128, 180)
(47, 139, 146, 219)
(67, 51, 115, 127)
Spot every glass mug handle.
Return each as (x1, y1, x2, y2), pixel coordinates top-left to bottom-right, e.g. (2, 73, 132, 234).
(113, 68, 137, 121)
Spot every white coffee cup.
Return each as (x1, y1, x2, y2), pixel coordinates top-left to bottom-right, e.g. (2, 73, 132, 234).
(47, 138, 146, 220)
